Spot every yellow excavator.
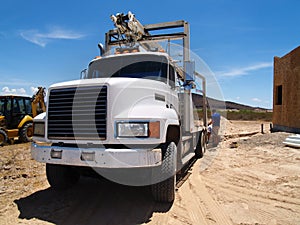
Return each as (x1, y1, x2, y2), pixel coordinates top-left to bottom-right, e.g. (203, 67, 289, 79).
(0, 87, 46, 146)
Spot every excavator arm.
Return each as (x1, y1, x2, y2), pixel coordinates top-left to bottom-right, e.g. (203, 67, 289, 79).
(31, 87, 46, 118)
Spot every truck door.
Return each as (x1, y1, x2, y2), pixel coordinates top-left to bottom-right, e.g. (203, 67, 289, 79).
(4, 98, 13, 129)
(167, 65, 178, 111)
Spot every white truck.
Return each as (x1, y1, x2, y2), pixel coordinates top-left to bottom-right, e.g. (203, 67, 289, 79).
(31, 12, 207, 202)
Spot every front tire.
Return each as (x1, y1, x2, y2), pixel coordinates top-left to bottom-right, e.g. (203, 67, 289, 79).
(151, 142, 177, 203)
(0, 129, 8, 146)
(19, 122, 33, 143)
(46, 164, 80, 190)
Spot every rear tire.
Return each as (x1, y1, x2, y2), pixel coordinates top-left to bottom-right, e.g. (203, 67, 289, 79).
(152, 142, 177, 203)
(0, 129, 8, 146)
(46, 164, 80, 190)
(19, 122, 33, 143)
(195, 131, 206, 159)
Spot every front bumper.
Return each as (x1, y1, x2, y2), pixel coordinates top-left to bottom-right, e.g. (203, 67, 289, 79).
(31, 143, 162, 168)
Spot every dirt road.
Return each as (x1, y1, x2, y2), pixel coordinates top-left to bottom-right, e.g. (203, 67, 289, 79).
(0, 121, 299, 225)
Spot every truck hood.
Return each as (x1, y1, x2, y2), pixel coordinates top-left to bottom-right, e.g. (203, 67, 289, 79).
(48, 78, 177, 120)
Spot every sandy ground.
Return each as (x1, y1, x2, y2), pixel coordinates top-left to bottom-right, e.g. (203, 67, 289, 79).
(0, 120, 299, 225)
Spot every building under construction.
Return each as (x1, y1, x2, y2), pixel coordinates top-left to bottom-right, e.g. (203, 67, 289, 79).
(273, 46, 300, 133)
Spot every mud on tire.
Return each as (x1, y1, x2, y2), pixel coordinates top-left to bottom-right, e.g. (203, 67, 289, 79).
(19, 122, 33, 143)
(0, 129, 8, 146)
(151, 142, 177, 203)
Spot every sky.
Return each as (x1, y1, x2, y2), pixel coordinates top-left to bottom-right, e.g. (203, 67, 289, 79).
(0, 0, 299, 109)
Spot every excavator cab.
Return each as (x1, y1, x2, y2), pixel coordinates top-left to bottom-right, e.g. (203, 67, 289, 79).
(0, 87, 46, 146)
(0, 96, 32, 129)
(0, 96, 33, 145)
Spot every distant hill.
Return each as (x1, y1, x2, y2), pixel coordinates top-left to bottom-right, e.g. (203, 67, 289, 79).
(192, 94, 270, 111)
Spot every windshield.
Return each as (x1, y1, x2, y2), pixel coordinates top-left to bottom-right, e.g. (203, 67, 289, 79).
(86, 54, 168, 83)
(0, 98, 7, 115)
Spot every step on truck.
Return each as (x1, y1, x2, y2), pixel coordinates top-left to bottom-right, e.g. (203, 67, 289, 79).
(31, 12, 208, 202)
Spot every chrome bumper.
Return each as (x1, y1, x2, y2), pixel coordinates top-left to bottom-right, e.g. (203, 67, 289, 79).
(31, 143, 162, 168)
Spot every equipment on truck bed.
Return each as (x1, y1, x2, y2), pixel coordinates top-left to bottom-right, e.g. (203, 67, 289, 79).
(107, 12, 190, 79)
(110, 11, 146, 42)
(107, 11, 207, 129)
(0, 87, 46, 145)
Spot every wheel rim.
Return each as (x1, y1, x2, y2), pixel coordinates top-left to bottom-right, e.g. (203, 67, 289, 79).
(27, 126, 33, 137)
(0, 134, 4, 143)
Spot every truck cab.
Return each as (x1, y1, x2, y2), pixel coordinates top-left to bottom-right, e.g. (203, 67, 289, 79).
(0, 96, 32, 128)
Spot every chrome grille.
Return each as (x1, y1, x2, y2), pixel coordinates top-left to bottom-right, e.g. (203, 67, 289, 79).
(47, 86, 107, 140)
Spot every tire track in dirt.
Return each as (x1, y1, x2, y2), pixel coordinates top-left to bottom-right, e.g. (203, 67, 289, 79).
(199, 132, 300, 225)
(186, 161, 233, 225)
(148, 160, 233, 225)
(203, 176, 300, 207)
(203, 176, 300, 214)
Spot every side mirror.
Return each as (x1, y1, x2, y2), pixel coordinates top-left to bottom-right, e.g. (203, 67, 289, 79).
(98, 43, 105, 56)
(80, 69, 87, 79)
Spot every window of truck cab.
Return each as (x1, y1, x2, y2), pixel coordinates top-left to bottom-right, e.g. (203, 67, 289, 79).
(168, 64, 176, 88)
(86, 54, 168, 84)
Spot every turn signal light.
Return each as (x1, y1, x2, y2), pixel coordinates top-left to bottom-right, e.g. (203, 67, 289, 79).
(149, 121, 160, 138)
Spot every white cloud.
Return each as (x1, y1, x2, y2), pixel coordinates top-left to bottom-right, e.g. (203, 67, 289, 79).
(30, 86, 39, 95)
(216, 62, 273, 77)
(1, 87, 29, 96)
(0, 86, 45, 97)
(252, 97, 262, 103)
(20, 26, 85, 47)
(18, 88, 26, 95)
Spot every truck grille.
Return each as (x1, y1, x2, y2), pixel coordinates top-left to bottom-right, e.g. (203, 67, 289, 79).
(48, 86, 107, 140)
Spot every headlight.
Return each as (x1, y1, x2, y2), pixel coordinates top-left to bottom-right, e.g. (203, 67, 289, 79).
(116, 121, 160, 138)
(33, 122, 45, 137)
(117, 122, 148, 138)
